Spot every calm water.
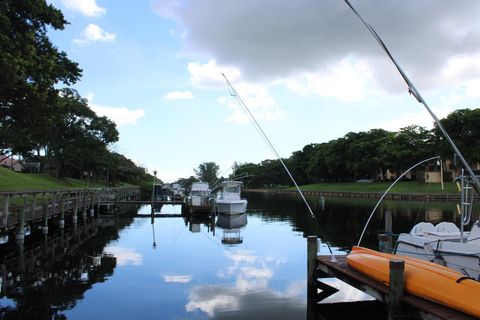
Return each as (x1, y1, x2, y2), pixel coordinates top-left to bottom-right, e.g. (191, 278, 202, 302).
(0, 193, 457, 319)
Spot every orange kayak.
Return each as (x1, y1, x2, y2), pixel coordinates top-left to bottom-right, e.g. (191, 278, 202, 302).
(347, 246, 480, 318)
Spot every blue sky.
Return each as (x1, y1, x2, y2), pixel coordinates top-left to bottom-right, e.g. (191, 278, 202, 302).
(47, 0, 480, 182)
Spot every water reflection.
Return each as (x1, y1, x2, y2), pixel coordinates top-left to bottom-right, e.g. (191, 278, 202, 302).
(0, 193, 460, 320)
(186, 247, 305, 319)
(246, 191, 457, 251)
(216, 213, 247, 245)
(0, 214, 136, 319)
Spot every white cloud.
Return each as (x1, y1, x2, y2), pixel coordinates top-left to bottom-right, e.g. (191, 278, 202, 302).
(104, 246, 142, 266)
(188, 60, 241, 89)
(154, 0, 480, 101)
(164, 91, 194, 100)
(305, 58, 374, 102)
(189, 60, 285, 124)
(60, 0, 106, 17)
(73, 24, 116, 45)
(163, 275, 193, 283)
(87, 93, 145, 126)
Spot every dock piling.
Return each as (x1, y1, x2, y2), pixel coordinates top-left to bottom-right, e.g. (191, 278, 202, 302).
(388, 259, 405, 320)
(307, 236, 318, 288)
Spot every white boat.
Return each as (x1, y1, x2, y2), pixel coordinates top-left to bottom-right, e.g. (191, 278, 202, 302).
(215, 181, 247, 214)
(187, 182, 212, 213)
(395, 171, 480, 280)
(395, 220, 480, 280)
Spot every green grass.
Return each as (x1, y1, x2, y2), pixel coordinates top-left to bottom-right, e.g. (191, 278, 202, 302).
(290, 181, 459, 194)
(0, 167, 105, 191)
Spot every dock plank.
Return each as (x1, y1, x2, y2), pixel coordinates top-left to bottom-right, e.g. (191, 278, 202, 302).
(316, 255, 477, 320)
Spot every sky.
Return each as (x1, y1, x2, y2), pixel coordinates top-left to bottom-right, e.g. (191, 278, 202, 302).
(46, 0, 480, 182)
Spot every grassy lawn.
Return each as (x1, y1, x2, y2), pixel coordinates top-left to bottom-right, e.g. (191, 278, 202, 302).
(0, 167, 105, 191)
(291, 181, 459, 194)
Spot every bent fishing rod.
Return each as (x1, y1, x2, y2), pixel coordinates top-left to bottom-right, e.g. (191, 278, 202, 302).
(222, 73, 336, 259)
(344, 0, 480, 195)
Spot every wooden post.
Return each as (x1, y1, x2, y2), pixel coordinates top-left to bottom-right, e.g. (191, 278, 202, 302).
(59, 193, 65, 229)
(31, 194, 36, 220)
(82, 190, 87, 221)
(2, 194, 9, 226)
(385, 210, 393, 253)
(307, 236, 318, 287)
(307, 236, 319, 320)
(15, 198, 26, 245)
(42, 193, 48, 235)
(388, 259, 405, 320)
(73, 192, 78, 225)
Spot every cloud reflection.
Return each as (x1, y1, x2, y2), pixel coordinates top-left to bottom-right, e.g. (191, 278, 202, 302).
(104, 246, 143, 266)
(187, 249, 305, 318)
(163, 275, 193, 283)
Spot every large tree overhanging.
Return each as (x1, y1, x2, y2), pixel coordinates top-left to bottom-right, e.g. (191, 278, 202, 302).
(0, 0, 81, 155)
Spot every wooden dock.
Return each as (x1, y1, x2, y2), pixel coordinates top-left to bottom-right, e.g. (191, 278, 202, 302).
(310, 251, 477, 320)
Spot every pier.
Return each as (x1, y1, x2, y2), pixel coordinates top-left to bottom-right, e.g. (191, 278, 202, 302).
(307, 236, 477, 320)
(0, 187, 140, 244)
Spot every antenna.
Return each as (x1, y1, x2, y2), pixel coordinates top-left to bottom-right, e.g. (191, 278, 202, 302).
(344, 0, 480, 194)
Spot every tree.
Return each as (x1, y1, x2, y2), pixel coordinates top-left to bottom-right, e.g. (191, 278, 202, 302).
(434, 109, 480, 166)
(194, 162, 220, 186)
(176, 176, 198, 193)
(45, 89, 118, 178)
(0, 0, 81, 155)
(383, 125, 435, 172)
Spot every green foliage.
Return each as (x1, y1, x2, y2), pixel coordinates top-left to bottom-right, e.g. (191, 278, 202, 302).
(0, 2, 149, 188)
(435, 109, 480, 165)
(0, 0, 81, 155)
(176, 176, 198, 192)
(233, 109, 480, 188)
(194, 162, 220, 185)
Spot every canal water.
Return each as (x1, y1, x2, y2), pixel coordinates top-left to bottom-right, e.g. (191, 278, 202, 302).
(0, 192, 457, 319)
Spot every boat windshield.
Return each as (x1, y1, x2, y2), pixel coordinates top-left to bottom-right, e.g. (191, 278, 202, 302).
(225, 186, 240, 193)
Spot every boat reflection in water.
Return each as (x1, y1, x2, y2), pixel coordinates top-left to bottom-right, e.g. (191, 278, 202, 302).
(216, 213, 247, 245)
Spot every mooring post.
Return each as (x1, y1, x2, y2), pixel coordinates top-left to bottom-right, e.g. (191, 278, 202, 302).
(73, 193, 78, 225)
(307, 236, 318, 288)
(388, 259, 405, 320)
(385, 210, 393, 253)
(31, 194, 36, 220)
(42, 192, 48, 235)
(17, 239, 24, 273)
(307, 236, 319, 320)
(82, 190, 87, 222)
(15, 197, 26, 246)
(59, 193, 65, 229)
(2, 194, 9, 226)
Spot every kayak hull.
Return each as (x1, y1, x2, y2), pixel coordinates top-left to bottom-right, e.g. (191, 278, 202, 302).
(347, 246, 480, 318)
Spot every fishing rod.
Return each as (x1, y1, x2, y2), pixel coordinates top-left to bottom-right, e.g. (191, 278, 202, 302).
(343, 0, 480, 195)
(222, 73, 316, 219)
(357, 155, 440, 246)
(222, 73, 337, 260)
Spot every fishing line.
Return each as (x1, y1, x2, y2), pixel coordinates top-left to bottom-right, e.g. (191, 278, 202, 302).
(222, 74, 335, 257)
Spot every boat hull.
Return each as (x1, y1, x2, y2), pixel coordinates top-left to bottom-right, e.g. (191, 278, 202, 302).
(347, 246, 480, 318)
(216, 200, 247, 214)
(396, 234, 480, 280)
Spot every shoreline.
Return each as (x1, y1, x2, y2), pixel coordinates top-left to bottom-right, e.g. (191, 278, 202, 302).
(244, 188, 469, 202)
